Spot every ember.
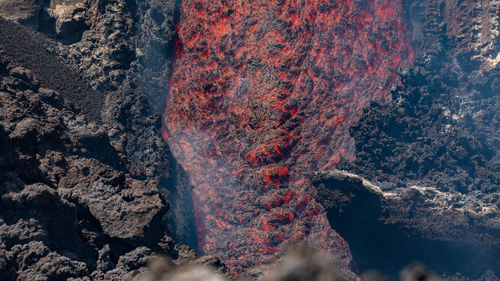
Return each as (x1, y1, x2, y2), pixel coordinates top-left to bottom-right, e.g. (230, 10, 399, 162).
(163, 0, 413, 274)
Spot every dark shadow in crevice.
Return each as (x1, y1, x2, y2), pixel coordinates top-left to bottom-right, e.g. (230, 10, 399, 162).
(313, 174, 500, 279)
(161, 149, 199, 252)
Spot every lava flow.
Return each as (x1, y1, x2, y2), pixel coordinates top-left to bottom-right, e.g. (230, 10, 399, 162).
(163, 0, 413, 274)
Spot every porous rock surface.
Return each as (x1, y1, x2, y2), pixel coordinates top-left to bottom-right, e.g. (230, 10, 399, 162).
(0, 55, 171, 280)
(327, 1, 499, 278)
(314, 169, 499, 279)
(0, 0, 42, 29)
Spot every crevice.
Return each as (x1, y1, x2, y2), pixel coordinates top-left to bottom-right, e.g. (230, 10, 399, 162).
(313, 171, 500, 279)
(162, 150, 198, 252)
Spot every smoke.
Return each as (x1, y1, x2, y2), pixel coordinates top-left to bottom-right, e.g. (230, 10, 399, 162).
(133, 0, 181, 112)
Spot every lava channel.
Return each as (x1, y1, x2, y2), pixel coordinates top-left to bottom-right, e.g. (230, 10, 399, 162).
(163, 0, 413, 275)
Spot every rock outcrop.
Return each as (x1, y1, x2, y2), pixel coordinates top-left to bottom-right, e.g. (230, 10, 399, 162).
(0, 0, 223, 277)
(0, 54, 176, 280)
(313, 170, 499, 279)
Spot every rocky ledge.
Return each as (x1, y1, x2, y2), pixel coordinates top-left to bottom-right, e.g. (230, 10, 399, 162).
(313, 170, 499, 279)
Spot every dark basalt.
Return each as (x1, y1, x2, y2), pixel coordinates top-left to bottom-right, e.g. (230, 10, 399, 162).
(0, 52, 187, 279)
(0, 17, 103, 122)
(313, 170, 499, 279)
(337, 64, 499, 194)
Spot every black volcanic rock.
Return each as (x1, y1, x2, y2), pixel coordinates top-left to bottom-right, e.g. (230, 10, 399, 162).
(331, 2, 499, 277)
(132, 0, 178, 111)
(0, 16, 103, 122)
(0, 0, 224, 275)
(58, 158, 166, 243)
(16, 251, 89, 280)
(55, 0, 136, 91)
(337, 65, 499, 194)
(313, 170, 499, 278)
(338, 0, 499, 196)
(0, 55, 175, 280)
(45, 0, 88, 40)
(0, 0, 42, 29)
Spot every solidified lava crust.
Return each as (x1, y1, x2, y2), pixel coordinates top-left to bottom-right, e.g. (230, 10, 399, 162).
(163, 0, 413, 274)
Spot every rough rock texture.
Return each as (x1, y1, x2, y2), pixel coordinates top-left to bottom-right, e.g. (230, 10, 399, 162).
(46, 0, 87, 39)
(0, 16, 103, 121)
(0, 0, 225, 278)
(0, 0, 42, 28)
(313, 170, 499, 278)
(0, 54, 176, 280)
(333, 0, 500, 200)
(0, 0, 498, 279)
(131, 0, 178, 112)
(42, 0, 176, 190)
(56, 0, 135, 90)
(0, 43, 223, 279)
(337, 64, 499, 194)
(412, 0, 500, 71)
(0, 0, 177, 231)
(58, 158, 165, 242)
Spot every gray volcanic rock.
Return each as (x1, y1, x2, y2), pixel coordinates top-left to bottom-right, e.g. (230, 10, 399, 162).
(0, 16, 103, 122)
(1, 2, 186, 277)
(1, 0, 176, 205)
(16, 251, 89, 281)
(92, 247, 153, 281)
(1, 0, 496, 279)
(102, 87, 171, 180)
(0, 0, 42, 28)
(0, 21, 221, 277)
(1, 182, 78, 244)
(132, 0, 178, 111)
(58, 158, 166, 242)
(0, 0, 175, 227)
(330, 1, 499, 277)
(57, 0, 136, 91)
(314, 170, 499, 246)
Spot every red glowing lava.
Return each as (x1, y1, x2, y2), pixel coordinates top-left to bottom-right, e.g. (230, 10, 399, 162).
(163, 0, 413, 274)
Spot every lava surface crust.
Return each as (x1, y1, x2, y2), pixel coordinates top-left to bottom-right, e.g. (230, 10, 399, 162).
(163, 0, 413, 273)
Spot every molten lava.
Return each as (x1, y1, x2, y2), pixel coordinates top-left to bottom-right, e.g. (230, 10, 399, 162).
(163, 0, 413, 274)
